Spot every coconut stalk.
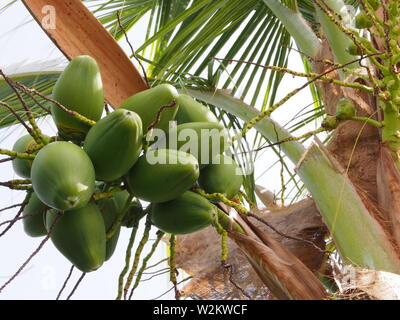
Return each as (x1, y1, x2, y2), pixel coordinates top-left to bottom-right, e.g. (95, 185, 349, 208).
(315, 0, 400, 170)
(186, 88, 400, 273)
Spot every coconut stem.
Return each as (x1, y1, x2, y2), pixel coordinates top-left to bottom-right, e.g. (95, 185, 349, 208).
(92, 187, 124, 201)
(0, 148, 35, 160)
(195, 189, 248, 215)
(349, 116, 384, 128)
(15, 83, 96, 127)
(0, 70, 48, 145)
(123, 215, 152, 299)
(116, 219, 140, 300)
(168, 234, 180, 300)
(212, 57, 374, 92)
(106, 194, 134, 239)
(128, 230, 164, 300)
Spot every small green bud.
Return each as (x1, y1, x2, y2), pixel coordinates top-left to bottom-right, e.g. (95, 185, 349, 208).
(336, 99, 356, 120)
(389, 3, 399, 17)
(387, 80, 397, 90)
(355, 12, 373, 29)
(389, 39, 399, 50)
(393, 54, 400, 65)
(392, 25, 400, 36)
(384, 75, 396, 83)
(392, 90, 400, 105)
(347, 44, 361, 56)
(358, 37, 374, 51)
(381, 68, 393, 77)
(122, 202, 145, 228)
(322, 115, 340, 130)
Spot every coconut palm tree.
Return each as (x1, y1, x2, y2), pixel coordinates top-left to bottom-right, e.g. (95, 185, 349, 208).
(1, 0, 400, 299)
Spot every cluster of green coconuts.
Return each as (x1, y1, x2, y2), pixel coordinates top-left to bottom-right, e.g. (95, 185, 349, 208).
(12, 56, 243, 272)
(347, 1, 398, 55)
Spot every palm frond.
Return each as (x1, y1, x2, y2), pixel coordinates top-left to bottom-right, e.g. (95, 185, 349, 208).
(0, 0, 16, 12)
(0, 71, 60, 128)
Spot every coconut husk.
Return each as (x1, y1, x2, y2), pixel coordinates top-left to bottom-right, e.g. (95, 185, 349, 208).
(255, 185, 278, 209)
(377, 147, 400, 248)
(336, 265, 400, 300)
(230, 215, 327, 300)
(175, 199, 327, 299)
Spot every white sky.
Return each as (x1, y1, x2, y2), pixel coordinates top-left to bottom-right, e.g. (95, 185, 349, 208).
(0, 0, 315, 300)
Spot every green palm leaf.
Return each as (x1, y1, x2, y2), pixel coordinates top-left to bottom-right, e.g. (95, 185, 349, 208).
(0, 71, 60, 128)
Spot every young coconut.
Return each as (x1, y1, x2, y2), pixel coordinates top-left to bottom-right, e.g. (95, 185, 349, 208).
(336, 99, 356, 121)
(355, 12, 373, 29)
(322, 115, 340, 130)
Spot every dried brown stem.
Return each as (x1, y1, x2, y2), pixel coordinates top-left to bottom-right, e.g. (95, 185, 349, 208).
(247, 212, 329, 255)
(56, 265, 75, 300)
(15, 82, 51, 114)
(0, 71, 31, 113)
(0, 203, 23, 213)
(116, 11, 149, 87)
(151, 276, 193, 300)
(0, 101, 33, 133)
(221, 261, 251, 300)
(66, 272, 86, 300)
(0, 214, 61, 294)
(16, 83, 95, 127)
(0, 200, 28, 238)
(104, 104, 111, 115)
(0, 157, 14, 164)
(0, 181, 32, 191)
(140, 269, 170, 282)
(0, 208, 46, 227)
(0, 70, 45, 143)
(146, 100, 177, 133)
